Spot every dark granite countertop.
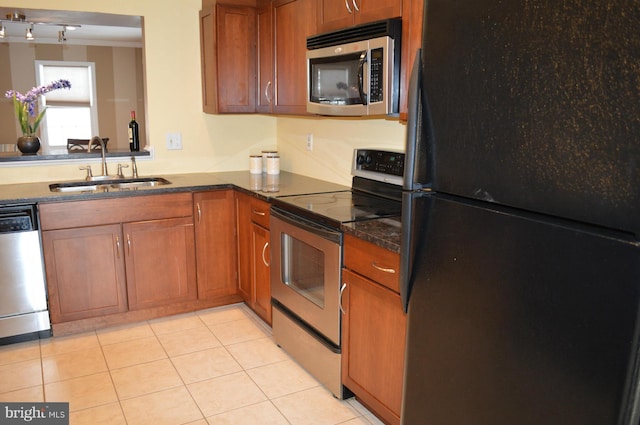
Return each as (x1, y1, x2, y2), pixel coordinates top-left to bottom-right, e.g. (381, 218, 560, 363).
(0, 170, 400, 251)
(342, 216, 402, 254)
(0, 171, 349, 204)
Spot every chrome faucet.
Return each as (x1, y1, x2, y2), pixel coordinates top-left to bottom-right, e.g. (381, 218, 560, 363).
(131, 156, 139, 178)
(88, 136, 109, 178)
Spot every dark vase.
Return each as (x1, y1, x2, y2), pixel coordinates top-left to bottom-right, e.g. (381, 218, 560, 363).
(17, 136, 41, 154)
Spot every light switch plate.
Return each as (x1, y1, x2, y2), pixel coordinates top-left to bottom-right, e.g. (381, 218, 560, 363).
(166, 132, 182, 150)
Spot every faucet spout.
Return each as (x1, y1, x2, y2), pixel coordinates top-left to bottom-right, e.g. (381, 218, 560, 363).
(88, 136, 108, 176)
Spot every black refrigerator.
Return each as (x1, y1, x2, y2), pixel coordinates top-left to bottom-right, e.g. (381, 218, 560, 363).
(399, 1, 640, 425)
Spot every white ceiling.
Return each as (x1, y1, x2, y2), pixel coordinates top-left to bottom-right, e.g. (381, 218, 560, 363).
(0, 8, 142, 47)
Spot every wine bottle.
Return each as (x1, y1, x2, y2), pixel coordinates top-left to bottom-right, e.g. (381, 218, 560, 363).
(128, 110, 140, 152)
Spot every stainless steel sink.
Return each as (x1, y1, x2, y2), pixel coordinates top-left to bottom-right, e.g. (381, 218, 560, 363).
(110, 179, 170, 189)
(49, 177, 171, 193)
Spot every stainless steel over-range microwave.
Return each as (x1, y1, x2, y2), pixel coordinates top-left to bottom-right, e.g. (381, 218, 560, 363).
(306, 18, 401, 117)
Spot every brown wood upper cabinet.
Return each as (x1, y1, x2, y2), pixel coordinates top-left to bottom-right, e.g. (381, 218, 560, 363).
(199, 0, 422, 117)
(268, 0, 317, 115)
(200, 2, 257, 113)
(316, 0, 403, 33)
(201, 0, 315, 115)
(256, 0, 274, 113)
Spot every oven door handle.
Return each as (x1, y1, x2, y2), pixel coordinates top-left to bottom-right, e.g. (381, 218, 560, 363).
(271, 207, 342, 244)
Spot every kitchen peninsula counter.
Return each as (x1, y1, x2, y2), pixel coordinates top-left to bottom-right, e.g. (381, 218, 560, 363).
(0, 171, 400, 251)
(0, 171, 347, 204)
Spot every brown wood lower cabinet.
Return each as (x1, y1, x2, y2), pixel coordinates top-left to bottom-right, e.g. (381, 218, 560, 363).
(40, 193, 198, 324)
(42, 224, 128, 323)
(194, 190, 238, 299)
(251, 221, 271, 323)
(235, 191, 272, 324)
(124, 217, 197, 310)
(343, 235, 406, 425)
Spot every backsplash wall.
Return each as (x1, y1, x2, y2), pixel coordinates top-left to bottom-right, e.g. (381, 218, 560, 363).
(276, 116, 406, 186)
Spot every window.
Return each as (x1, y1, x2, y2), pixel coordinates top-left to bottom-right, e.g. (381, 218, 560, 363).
(35, 61, 98, 148)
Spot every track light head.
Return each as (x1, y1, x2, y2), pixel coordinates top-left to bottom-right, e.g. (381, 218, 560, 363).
(25, 24, 34, 41)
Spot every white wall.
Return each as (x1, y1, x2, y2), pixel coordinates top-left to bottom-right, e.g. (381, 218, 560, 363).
(276, 116, 406, 186)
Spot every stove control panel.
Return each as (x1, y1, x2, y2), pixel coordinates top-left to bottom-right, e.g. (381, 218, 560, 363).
(352, 149, 404, 185)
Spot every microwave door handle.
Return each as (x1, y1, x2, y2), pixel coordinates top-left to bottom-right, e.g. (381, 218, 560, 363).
(357, 51, 368, 105)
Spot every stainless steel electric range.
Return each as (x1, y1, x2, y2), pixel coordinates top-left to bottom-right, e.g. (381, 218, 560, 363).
(269, 148, 404, 399)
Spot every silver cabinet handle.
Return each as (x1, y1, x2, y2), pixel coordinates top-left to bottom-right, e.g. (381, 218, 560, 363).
(252, 209, 267, 217)
(115, 235, 121, 259)
(344, 0, 353, 13)
(351, 0, 360, 12)
(265, 81, 272, 104)
(262, 242, 270, 267)
(127, 234, 132, 255)
(196, 202, 202, 223)
(372, 262, 396, 274)
(339, 283, 347, 314)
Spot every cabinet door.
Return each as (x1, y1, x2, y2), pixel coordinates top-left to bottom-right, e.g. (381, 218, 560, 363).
(194, 190, 238, 299)
(124, 217, 197, 310)
(353, 0, 402, 26)
(42, 224, 128, 323)
(252, 222, 271, 324)
(342, 268, 406, 425)
(200, 5, 257, 113)
(316, 0, 354, 33)
(399, 0, 424, 120)
(273, 0, 317, 115)
(317, 0, 403, 33)
(256, 0, 274, 113)
(235, 191, 252, 302)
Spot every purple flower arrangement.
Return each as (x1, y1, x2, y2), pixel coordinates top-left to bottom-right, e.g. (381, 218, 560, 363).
(5, 79, 71, 136)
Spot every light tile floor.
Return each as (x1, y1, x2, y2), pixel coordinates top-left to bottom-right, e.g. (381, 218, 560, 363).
(0, 303, 384, 425)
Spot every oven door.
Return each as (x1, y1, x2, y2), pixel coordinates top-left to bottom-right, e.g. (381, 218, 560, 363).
(270, 207, 343, 346)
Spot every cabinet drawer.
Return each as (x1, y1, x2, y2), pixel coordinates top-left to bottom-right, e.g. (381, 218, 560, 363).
(40, 193, 194, 230)
(344, 234, 400, 293)
(250, 196, 270, 228)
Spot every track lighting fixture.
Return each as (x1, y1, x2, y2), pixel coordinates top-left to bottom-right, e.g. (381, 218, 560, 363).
(0, 12, 81, 43)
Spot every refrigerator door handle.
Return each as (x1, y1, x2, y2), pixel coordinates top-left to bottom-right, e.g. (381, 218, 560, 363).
(403, 49, 422, 191)
(399, 191, 415, 313)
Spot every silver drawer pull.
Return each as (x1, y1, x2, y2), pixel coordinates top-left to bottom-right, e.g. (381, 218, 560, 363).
(252, 209, 266, 216)
(372, 262, 396, 274)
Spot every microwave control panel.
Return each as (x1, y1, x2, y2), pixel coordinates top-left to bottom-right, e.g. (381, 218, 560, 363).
(369, 48, 384, 103)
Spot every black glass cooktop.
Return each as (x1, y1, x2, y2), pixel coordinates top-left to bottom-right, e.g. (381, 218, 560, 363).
(272, 189, 402, 229)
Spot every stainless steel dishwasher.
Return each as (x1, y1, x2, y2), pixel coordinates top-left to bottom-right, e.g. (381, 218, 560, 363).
(0, 204, 51, 344)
